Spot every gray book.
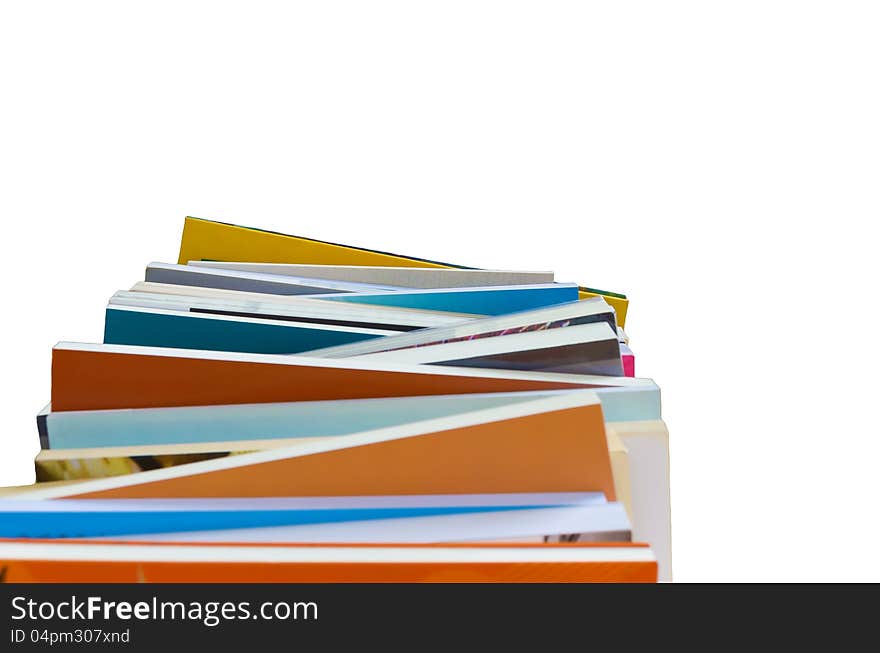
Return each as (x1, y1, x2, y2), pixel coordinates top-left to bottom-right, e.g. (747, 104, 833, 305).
(144, 262, 399, 295)
(189, 261, 555, 288)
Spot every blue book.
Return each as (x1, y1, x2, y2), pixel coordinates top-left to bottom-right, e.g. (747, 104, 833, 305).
(102, 305, 390, 354)
(37, 386, 659, 450)
(38, 392, 544, 450)
(0, 494, 603, 538)
(313, 284, 579, 315)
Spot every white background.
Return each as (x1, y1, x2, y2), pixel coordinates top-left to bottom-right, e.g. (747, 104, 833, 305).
(1, 2, 878, 581)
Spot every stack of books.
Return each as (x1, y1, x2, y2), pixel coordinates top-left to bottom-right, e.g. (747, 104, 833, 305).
(0, 217, 669, 582)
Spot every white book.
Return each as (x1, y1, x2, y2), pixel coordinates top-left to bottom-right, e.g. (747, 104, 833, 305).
(189, 261, 556, 288)
(305, 297, 616, 358)
(350, 321, 623, 376)
(114, 287, 473, 330)
(606, 419, 671, 581)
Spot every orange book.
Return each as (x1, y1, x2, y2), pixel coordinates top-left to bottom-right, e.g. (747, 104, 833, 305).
(51, 342, 646, 412)
(0, 541, 657, 582)
(22, 390, 616, 501)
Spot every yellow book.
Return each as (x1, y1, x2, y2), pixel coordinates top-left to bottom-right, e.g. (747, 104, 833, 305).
(177, 217, 629, 326)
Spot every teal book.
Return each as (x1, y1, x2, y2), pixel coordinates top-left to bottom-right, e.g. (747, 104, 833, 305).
(315, 284, 579, 315)
(102, 306, 390, 354)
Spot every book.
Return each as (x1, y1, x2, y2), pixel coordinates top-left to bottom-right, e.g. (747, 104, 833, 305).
(103, 305, 392, 354)
(176, 216, 630, 326)
(591, 386, 661, 422)
(606, 420, 671, 582)
(310, 283, 580, 315)
(145, 262, 400, 295)
(303, 297, 617, 358)
(189, 261, 556, 288)
(621, 343, 636, 377)
(89, 502, 631, 544)
(0, 541, 658, 582)
(50, 341, 651, 412)
(347, 321, 624, 377)
(0, 492, 621, 539)
(117, 285, 473, 331)
(36, 389, 657, 450)
(34, 418, 629, 497)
